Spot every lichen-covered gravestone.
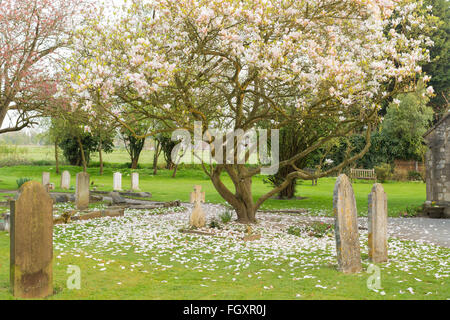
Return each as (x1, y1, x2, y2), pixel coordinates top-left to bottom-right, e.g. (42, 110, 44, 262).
(131, 172, 139, 191)
(333, 174, 362, 273)
(76, 172, 90, 210)
(368, 183, 388, 263)
(60, 170, 70, 190)
(10, 181, 53, 298)
(42, 172, 50, 188)
(113, 172, 122, 191)
(189, 185, 206, 228)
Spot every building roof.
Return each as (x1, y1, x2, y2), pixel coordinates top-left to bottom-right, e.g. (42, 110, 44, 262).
(423, 112, 450, 138)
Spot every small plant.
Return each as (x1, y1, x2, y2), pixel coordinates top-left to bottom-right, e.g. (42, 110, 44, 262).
(401, 204, 423, 217)
(209, 219, 221, 229)
(407, 170, 424, 182)
(219, 210, 233, 223)
(16, 177, 32, 188)
(288, 222, 334, 238)
(375, 163, 393, 183)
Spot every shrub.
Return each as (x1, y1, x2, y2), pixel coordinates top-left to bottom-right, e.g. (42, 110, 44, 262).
(288, 222, 334, 238)
(401, 204, 424, 217)
(16, 177, 32, 188)
(374, 163, 393, 183)
(209, 219, 221, 229)
(219, 210, 233, 223)
(407, 170, 424, 182)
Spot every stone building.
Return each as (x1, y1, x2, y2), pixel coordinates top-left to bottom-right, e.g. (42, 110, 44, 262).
(423, 112, 449, 218)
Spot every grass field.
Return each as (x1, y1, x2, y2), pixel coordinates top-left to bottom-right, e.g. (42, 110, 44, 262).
(0, 205, 448, 300)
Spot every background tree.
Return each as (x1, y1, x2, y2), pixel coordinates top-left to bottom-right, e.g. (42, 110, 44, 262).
(120, 125, 148, 169)
(0, 0, 90, 135)
(381, 86, 434, 161)
(59, 130, 114, 169)
(422, 0, 449, 117)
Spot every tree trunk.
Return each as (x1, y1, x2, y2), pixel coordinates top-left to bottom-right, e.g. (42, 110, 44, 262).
(153, 140, 160, 175)
(172, 164, 178, 178)
(77, 136, 87, 173)
(54, 140, 59, 174)
(210, 165, 257, 223)
(278, 179, 296, 199)
(98, 138, 103, 175)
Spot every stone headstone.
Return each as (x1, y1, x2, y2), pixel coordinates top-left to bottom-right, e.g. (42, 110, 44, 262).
(368, 183, 388, 263)
(10, 181, 53, 298)
(131, 172, 139, 191)
(113, 172, 122, 191)
(76, 172, 90, 210)
(189, 185, 206, 228)
(333, 174, 362, 273)
(109, 191, 126, 204)
(42, 172, 50, 188)
(60, 171, 70, 190)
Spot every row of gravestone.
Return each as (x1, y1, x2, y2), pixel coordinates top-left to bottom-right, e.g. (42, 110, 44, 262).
(334, 174, 388, 273)
(42, 171, 140, 192)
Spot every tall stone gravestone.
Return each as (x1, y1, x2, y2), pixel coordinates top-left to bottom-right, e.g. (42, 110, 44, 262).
(333, 174, 362, 273)
(113, 172, 122, 191)
(76, 172, 90, 210)
(368, 183, 388, 263)
(10, 181, 53, 298)
(42, 172, 50, 188)
(131, 172, 139, 191)
(60, 170, 70, 190)
(189, 185, 206, 228)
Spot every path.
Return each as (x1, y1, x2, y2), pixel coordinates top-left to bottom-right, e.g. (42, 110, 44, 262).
(267, 213, 450, 248)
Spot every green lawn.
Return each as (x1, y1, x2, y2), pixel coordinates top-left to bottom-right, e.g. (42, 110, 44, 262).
(0, 165, 425, 217)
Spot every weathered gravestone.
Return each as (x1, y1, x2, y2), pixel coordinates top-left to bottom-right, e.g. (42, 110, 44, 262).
(76, 172, 90, 210)
(42, 172, 50, 188)
(189, 185, 206, 228)
(333, 174, 362, 273)
(60, 170, 70, 190)
(131, 172, 139, 191)
(10, 181, 53, 298)
(113, 172, 122, 191)
(368, 183, 388, 263)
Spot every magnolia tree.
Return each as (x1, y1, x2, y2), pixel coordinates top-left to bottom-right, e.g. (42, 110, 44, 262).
(0, 0, 92, 134)
(63, 0, 434, 223)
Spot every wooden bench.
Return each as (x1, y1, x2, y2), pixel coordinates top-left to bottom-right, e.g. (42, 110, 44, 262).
(350, 168, 377, 180)
(303, 168, 318, 186)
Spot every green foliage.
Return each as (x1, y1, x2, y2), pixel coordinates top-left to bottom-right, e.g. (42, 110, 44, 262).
(59, 133, 114, 167)
(119, 125, 148, 169)
(407, 170, 424, 182)
(219, 210, 233, 224)
(208, 219, 221, 229)
(16, 177, 32, 188)
(402, 204, 424, 217)
(382, 87, 434, 161)
(156, 134, 177, 169)
(375, 163, 393, 183)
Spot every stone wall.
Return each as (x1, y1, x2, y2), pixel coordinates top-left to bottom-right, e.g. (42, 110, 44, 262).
(425, 113, 450, 208)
